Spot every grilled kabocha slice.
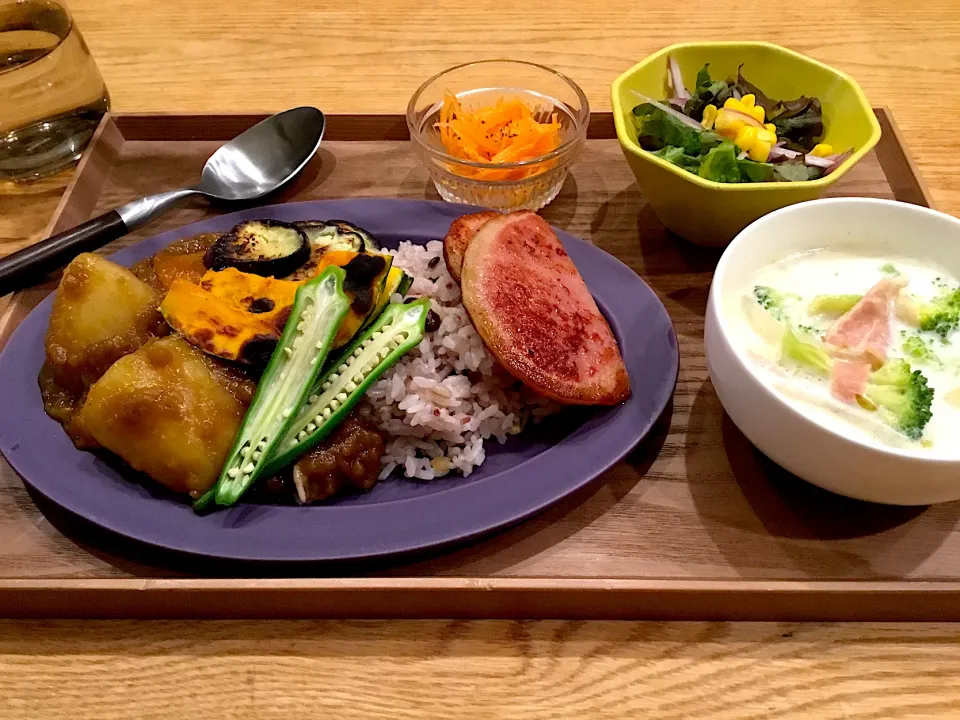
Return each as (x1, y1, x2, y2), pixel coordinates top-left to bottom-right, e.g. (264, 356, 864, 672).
(286, 220, 392, 345)
(204, 220, 310, 277)
(262, 298, 429, 475)
(331, 252, 393, 347)
(160, 269, 302, 365)
(287, 246, 394, 346)
(194, 266, 350, 511)
(361, 266, 413, 333)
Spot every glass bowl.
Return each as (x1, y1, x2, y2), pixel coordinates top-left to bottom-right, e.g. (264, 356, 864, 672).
(407, 60, 589, 212)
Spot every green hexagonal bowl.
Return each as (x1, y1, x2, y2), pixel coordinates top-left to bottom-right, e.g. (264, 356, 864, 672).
(611, 41, 882, 248)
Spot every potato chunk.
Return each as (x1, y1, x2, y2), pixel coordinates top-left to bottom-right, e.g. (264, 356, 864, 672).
(79, 337, 249, 495)
(45, 253, 167, 393)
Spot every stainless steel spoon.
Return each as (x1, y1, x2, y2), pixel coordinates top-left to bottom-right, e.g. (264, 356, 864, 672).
(0, 106, 326, 295)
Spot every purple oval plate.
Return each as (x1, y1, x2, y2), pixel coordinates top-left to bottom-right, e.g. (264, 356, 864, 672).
(0, 199, 677, 562)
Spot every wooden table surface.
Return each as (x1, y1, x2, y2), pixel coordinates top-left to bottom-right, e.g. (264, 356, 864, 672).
(3, 0, 960, 716)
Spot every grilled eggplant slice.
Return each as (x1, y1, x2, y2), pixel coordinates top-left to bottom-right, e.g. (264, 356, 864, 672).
(334, 220, 380, 252)
(293, 220, 381, 253)
(204, 220, 310, 277)
(294, 220, 364, 253)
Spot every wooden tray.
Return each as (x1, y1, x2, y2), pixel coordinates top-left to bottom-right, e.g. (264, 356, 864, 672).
(1, 110, 953, 621)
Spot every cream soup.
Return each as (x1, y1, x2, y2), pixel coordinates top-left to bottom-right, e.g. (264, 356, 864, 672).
(733, 250, 960, 456)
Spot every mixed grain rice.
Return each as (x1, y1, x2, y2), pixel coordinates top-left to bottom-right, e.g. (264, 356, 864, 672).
(364, 240, 557, 480)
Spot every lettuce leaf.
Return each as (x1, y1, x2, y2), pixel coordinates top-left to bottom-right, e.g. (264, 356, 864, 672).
(632, 103, 722, 156)
(683, 64, 733, 122)
(633, 103, 701, 154)
(771, 99, 824, 150)
(695, 64, 712, 89)
(698, 141, 742, 183)
(735, 70, 807, 122)
(773, 160, 823, 183)
(738, 159, 775, 182)
(734, 72, 824, 150)
(652, 145, 702, 172)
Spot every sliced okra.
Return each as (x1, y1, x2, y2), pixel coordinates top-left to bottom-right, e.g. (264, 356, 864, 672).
(261, 298, 429, 476)
(194, 267, 350, 511)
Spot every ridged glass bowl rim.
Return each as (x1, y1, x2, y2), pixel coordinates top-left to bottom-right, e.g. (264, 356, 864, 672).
(406, 59, 590, 171)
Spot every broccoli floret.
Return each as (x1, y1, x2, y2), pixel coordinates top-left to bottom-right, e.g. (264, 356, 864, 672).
(902, 336, 937, 364)
(918, 287, 960, 341)
(809, 294, 861, 316)
(780, 330, 934, 440)
(754, 285, 799, 323)
(780, 327, 832, 375)
(880, 262, 901, 276)
(862, 359, 934, 440)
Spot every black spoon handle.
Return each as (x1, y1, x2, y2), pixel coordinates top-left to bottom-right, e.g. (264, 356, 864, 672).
(0, 210, 129, 296)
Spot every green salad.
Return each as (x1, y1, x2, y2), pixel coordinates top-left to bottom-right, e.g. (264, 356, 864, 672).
(631, 56, 853, 183)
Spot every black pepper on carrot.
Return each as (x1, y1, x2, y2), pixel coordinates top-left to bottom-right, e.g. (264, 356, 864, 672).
(435, 92, 562, 180)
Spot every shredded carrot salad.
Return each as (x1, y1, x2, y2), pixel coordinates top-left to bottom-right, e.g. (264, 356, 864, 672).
(436, 92, 563, 181)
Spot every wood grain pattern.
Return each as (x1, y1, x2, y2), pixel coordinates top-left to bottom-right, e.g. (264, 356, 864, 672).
(2, 620, 960, 719)
(62, 0, 960, 216)
(2, 0, 960, 710)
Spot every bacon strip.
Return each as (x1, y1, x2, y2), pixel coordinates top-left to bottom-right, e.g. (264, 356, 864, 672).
(830, 359, 871, 404)
(825, 276, 907, 367)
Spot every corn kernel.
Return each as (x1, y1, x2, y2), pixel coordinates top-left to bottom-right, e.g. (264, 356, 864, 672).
(734, 126, 759, 151)
(723, 97, 743, 111)
(701, 104, 717, 129)
(740, 94, 756, 109)
(810, 143, 834, 158)
(750, 105, 765, 123)
(748, 140, 772, 163)
(765, 123, 777, 134)
(757, 128, 777, 145)
(430, 456, 453, 476)
(713, 110, 731, 131)
(713, 109, 744, 137)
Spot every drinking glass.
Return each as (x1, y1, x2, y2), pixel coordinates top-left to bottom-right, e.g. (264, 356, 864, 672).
(0, 0, 110, 180)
